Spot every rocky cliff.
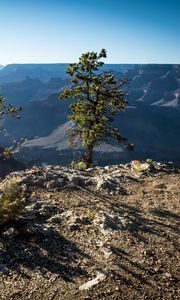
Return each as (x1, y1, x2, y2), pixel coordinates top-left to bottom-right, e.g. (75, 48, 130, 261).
(0, 161, 179, 299)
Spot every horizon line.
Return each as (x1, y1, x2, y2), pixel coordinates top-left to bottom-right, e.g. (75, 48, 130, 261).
(1, 62, 180, 67)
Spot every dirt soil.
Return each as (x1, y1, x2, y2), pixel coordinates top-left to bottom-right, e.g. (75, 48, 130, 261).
(0, 166, 180, 299)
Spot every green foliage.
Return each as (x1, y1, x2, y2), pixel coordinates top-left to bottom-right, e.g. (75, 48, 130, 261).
(0, 178, 25, 225)
(2, 147, 14, 159)
(0, 96, 21, 124)
(60, 49, 133, 168)
(70, 160, 86, 170)
(0, 95, 21, 159)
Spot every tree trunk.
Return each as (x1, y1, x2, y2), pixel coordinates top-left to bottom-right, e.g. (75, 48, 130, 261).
(86, 144, 93, 168)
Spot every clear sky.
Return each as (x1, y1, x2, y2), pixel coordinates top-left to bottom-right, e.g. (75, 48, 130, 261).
(0, 0, 180, 65)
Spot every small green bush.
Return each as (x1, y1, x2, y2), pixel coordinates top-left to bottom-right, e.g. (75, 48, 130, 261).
(0, 178, 25, 225)
(70, 160, 86, 170)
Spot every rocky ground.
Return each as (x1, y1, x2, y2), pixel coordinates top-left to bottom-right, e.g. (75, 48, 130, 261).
(0, 161, 180, 299)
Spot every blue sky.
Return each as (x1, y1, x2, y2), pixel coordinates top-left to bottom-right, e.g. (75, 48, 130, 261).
(0, 0, 180, 65)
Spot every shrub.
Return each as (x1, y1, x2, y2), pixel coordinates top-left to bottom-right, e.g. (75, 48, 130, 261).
(0, 178, 25, 225)
(70, 160, 86, 170)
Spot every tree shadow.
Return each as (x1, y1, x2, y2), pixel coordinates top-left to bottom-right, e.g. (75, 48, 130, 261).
(82, 187, 180, 243)
(0, 199, 89, 282)
(151, 208, 180, 221)
(1, 185, 179, 297)
(80, 188, 180, 293)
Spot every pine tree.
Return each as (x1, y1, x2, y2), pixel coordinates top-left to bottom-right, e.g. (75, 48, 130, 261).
(60, 49, 133, 168)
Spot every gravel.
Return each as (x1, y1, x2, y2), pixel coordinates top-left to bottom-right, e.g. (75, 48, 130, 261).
(0, 161, 179, 299)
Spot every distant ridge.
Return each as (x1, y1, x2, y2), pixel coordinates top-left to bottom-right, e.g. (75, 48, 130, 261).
(0, 63, 141, 83)
(0, 63, 180, 165)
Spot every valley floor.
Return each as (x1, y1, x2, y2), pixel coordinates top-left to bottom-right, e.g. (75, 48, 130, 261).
(0, 163, 180, 299)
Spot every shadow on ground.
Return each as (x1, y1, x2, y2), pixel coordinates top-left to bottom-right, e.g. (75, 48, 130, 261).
(0, 199, 89, 282)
